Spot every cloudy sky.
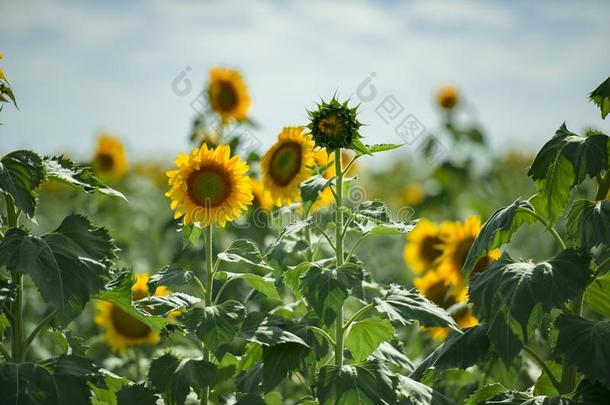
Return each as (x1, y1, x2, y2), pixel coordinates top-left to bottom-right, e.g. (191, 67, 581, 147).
(1, 0, 609, 162)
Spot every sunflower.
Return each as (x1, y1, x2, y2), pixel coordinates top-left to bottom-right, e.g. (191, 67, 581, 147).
(437, 85, 459, 110)
(403, 183, 425, 206)
(438, 215, 501, 277)
(92, 134, 128, 180)
(208, 67, 250, 123)
(251, 179, 274, 212)
(166, 144, 253, 227)
(307, 97, 362, 150)
(95, 273, 168, 352)
(414, 268, 477, 339)
(404, 219, 451, 274)
(261, 127, 315, 207)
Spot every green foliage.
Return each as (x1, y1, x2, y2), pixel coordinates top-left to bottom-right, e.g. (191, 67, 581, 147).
(345, 317, 395, 363)
(0, 150, 44, 217)
(300, 175, 334, 211)
(469, 250, 591, 362)
(218, 239, 274, 273)
(116, 384, 159, 405)
(216, 271, 280, 300)
(148, 354, 217, 405)
(0, 215, 116, 325)
(584, 272, 610, 317)
(352, 200, 418, 236)
(589, 76, 610, 119)
(146, 264, 195, 295)
(307, 96, 362, 150)
(464, 383, 507, 405)
(567, 199, 610, 250)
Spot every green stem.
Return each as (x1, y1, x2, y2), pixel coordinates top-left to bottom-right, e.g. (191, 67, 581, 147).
(214, 277, 235, 305)
(305, 226, 314, 262)
(5, 195, 24, 363)
(342, 303, 374, 332)
(595, 171, 610, 201)
(309, 326, 335, 346)
(23, 310, 56, 353)
(333, 148, 345, 367)
(201, 225, 214, 405)
(518, 207, 566, 250)
(522, 346, 562, 393)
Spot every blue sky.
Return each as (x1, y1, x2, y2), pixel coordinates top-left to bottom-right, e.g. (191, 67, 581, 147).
(1, 0, 609, 162)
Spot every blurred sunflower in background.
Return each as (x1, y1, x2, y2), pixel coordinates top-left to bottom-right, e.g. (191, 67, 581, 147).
(262, 126, 315, 206)
(404, 219, 448, 274)
(92, 134, 128, 181)
(95, 273, 166, 353)
(437, 85, 459, 110)
(208, 67, 250, 123)
(402, 183, 425, 206)
(251, 178, 274, 212)
(166, 144, 253, 227)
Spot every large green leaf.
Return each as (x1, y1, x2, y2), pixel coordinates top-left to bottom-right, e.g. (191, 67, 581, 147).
(316, 361, 397, 405)
(44, 355, 106, 405)
(589, 76, 610, 119)
(96, 272, 167, 333)
(0, 362, 59, 404)
(567, 200, 610, 250)
(300, 174, 334, 211)
(464, 383, 508, 405)
(267, 218, 313, 254)
(469, 250, 591, 362)
(463, 199, 536, 276)
(0, 215, 116, 325)
(528, 124, 609, 223)
(0, 150, 44, 217)
(410, 325, 490, 381)
(216, 271, 280, 300)
(352, 200, 418, 236)
(42, 156, 126, 200)
(181, 300, 246, 358)
(374, 284, 460, 332)
(481, 390, 575, 404)
(584, 272, 610, 317)
(147, 264, 194, 295)
(148, 354, 217, 405)
(241, 312, 309, 347)
(397, 375, 453, 405)
(345, 317, 394, 363)
(555, 315, 610, 388)
(218, 239, 273, 273)
(262, 342, 310, 392)
(370, 342, 414, 372)
(139, 292, 200, 316)
(299, 263, 363, 326)
(116, 384, 159, 405)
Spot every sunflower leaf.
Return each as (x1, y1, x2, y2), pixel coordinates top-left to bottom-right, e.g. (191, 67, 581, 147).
(397, 374, 454, 405)
(353, 200, 417, 236)
(528, 124, 609, 223)
(148, 354, 217, 405)
(266, 218, 314, 255)
(262, 342, 310, 392)
(0, 215, 117, 326)
(463, 198, 536, 276)
(469, 250, 592, 362)
(116, 384, 160, 405)
(0, 150, 44, 217)
(219, 239, 273, 272)
(555, 315, 610, 388)
(147, 264, 195, 295)
(241, 312, 309, 347)
(585, 272, 610, 317)
(345, 317, 395, 363)
(42, 156, 126, 200)
(589, 76, 610, 119)
(374, 284, 461, 332)
(357, 143, 402, 157)
(300, 174, 334, 211)
(216, 271, 280, 300)
(566, 199, 610, 251)
(464, 383, 509, 405)
(138, 292, 200, 316)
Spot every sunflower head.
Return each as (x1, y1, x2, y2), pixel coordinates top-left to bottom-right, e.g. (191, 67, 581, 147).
(307, 97, 362, 150)
(166, 144, 253, 227)
(251, 179, 274, 212)
(95, 273, 168, 353)
(261, 127, 315, 207)
(437, 85, 459, 110)
(403, 184, 425, 206)
(92, 134, 128, 180)
(404, 219, 450, 274)
(208, 67, 250, 123)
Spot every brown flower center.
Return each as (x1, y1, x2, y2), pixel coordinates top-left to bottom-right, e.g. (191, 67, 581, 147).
(110, 306, 151, 339)
(419, 235, 443, 265)
(426, 280, 457, 310)
(187, 166, 232, 207)
(269, 142, 302, 186)
(318, 115, 344, 139)
(210, 80, 238, 112)
(95, 153, 115, 171)
(453, 237, 475, 270)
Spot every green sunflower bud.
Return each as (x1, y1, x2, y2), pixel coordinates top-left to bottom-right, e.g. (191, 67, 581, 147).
(307, 96, 362, 150)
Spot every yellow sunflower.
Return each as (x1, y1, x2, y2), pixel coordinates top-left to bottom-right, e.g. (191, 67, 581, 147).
(414, 267, 477, 339)
(437, 85, 459, 110)
(251, 179, 274, 212)
(403, 183, 425, 206)
(208, 67, 250, 123)
(166, 144, 253, 227)
(438, 215, 501, 277)
(404, 219, 451, 274)
(95, 273, 168, 353)
(261, 127, 315, 207)
(92, 134, 128, 180)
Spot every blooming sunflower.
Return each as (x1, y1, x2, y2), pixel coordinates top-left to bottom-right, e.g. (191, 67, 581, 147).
(166, 144, 253, 227)
(437, 85, 459, 110)
(251, 179, 274, 212)
(92, 134, 128, 180)
(261, 127, 315, 207)
(414, 268, 477, 339)
(438, 215, 501, 277)
(208, 67, 250, 123)
(95, 273, 167, 353)
(404, 219, 450, 274)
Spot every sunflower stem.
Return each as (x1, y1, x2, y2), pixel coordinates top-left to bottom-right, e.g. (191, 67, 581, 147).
(333, 148, 345, 367)
(201, 225, 214, 405)
(5, 195, 24, 363)
(517, 207, 566, 250)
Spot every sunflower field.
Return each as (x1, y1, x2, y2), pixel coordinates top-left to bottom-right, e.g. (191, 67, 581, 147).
(1, 43, 610, 405)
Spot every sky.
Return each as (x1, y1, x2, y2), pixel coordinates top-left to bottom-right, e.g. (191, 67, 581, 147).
(1, 0, 609, 163)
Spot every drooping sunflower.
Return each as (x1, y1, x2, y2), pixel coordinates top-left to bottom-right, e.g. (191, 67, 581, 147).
(438, 215, 501, 277)
(92, 134, 128, 180)
(166, 144, 253, 227)
(414, 268, 477, 339)
(251, 179, 274, 212)
(261, 127, 315, 207)
(95, 273, 167, 353)
(208, 67, 250, 123)
(404, 219, 451, 274)
(437, 85, 459, 110)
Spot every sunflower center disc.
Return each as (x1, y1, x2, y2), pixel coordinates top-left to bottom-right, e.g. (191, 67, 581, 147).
(110, 306, 151, 339)
(212, 80, 238, 111)
(269, 142, 302, 186)
(454, 237, 475, 268)
(427, 281, 457, 309)
(420, 236, 443, 264)
(187, 167, 231, 207)
(96, 153, 115, 171)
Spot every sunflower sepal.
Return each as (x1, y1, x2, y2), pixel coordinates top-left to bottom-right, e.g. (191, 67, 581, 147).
(307, 96, 363, 150)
